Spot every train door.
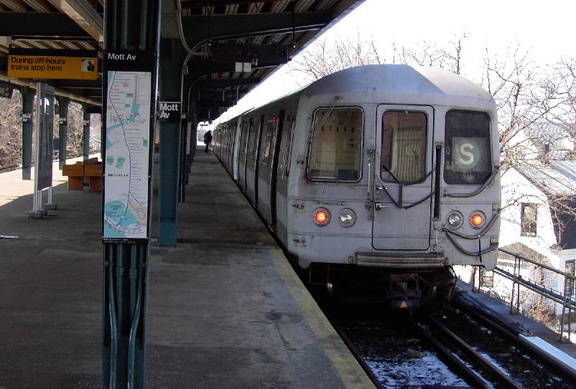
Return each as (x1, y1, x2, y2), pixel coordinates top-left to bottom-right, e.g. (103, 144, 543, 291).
(245, 116, 262, 206)
(237, 121, 249, 192)
(232, 119, 242, 181)
(269, 110, 285, 228)
(372, 105, 435, 250)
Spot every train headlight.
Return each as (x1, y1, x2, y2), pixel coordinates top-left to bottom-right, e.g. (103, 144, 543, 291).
(470, 211, 486, 229)
(446, 211, 464, 229)
(337, 208, 357, 228)
(313, 207, 331, 227)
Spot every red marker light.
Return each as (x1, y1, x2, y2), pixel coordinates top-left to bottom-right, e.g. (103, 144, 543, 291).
(470, 213, 484, 228)
(315, 210, 328, 223)
(313, 208, 331, 226)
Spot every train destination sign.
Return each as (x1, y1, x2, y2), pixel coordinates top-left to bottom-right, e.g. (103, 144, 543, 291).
(7, 54, 98, 80)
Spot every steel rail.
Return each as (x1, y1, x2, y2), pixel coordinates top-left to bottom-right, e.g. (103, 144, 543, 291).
(425, 315, 522, 388)
(453, 290, 576, 383)
(409, 318, 490, 389)
(332, 323, 383, 389)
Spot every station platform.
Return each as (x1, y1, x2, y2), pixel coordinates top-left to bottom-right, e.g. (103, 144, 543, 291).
(0, 149, 374, 388)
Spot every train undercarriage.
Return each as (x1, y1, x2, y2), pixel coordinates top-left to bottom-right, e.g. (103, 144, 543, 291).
(307, 263, 457, 309)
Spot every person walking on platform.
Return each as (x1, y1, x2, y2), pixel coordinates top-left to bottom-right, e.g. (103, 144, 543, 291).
(203, 130, 212, 153)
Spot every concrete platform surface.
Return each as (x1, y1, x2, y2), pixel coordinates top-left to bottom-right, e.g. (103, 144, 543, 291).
(0, 150, 374, 388)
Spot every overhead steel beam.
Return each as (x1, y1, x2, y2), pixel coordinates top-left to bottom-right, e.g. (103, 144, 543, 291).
(47, 0, 104, 42)
(0, 73, 100, 106)
(194, 77, 261, 90)
(180, 12, 330, 45)
(0, 13, 91, 37)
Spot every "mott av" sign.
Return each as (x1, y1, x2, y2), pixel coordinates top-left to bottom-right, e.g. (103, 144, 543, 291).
(158, 101, 181, 122)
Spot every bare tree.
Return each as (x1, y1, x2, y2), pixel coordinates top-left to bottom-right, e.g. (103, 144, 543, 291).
(0, 92, 94, 173)
(290, 30, 385, 83)
(0, 91, 23, 172)
(66, 102, 87, 158)
(478, 43, 565, 169)
(398, 33, 467, 75)
(543, 57, 576, 138)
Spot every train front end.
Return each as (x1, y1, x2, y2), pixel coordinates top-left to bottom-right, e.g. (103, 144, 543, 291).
(287, 65, 500, 307)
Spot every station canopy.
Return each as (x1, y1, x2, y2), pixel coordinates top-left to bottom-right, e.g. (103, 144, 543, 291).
(0, 0, 362, 120)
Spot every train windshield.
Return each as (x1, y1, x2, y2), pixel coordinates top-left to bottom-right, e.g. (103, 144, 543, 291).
(444, 110, 492, 184)
(307, 107, 362, 181)
(381, 110, 427, 183)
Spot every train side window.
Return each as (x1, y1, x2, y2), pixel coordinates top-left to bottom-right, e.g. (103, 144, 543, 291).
(381, 110, 427, 182)
(444, 110, 492, 184)
(307, 107, 362, 181)
(247, 119, 259, 161)
(261, 120, 276, 167)
(239, 122, 248, 159)
(278, 119, 295, 179)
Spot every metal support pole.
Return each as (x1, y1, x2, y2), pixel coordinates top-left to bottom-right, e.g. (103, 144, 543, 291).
(158, 38, 186, 245)
(20, 86, 35, 180)
(510, 256, 519, 314)
(57, 97, 70, 170)
(103, 243, 148, 388)
(102, 1, 161, 387)
(82, 104, 90, 160)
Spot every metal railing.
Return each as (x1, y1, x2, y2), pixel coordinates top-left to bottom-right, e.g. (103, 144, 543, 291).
(473, 248, 575, 343)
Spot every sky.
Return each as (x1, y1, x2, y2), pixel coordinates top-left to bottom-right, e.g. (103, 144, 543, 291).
(218, 0, 576, 120)
(343, 0, 576, 61)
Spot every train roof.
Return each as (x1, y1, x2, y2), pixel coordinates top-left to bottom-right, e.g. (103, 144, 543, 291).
(216, 64, 494, 124)
(302, 64, 495, 108)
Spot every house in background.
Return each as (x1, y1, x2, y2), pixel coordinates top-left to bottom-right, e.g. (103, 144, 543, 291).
(497, 126, 576, 318)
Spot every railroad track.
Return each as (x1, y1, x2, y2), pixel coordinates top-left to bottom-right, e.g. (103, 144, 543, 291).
(328, 294, 575, 388)
(410, 315, 520, 388)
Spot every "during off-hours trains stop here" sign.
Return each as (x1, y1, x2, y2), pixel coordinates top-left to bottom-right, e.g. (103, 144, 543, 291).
(7, 52, 98, 80)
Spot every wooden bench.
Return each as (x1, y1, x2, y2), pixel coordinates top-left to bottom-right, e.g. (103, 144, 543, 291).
(84, 162, 102, 192)
(62, 160, 102, 192)
(62, 162, 84, 190)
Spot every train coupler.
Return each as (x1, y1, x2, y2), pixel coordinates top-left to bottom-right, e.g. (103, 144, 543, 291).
(387, 273, 422, 309)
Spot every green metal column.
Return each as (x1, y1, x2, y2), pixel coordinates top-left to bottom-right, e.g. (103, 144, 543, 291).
(158, 39, 186, 246)
(102, 1, 161, 388)
(20, 86, 35, 180)
(56, 97, 69, 169)
(82, 103, 90, 160)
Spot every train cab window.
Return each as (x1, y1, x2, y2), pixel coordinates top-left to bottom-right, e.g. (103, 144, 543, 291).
(444, 110, 492, 184)
(307, 107, 362, 181)
(381, 111, 427, 182)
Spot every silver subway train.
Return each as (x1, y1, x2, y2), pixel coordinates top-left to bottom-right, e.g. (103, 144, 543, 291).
(213, 64, 500, 308)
